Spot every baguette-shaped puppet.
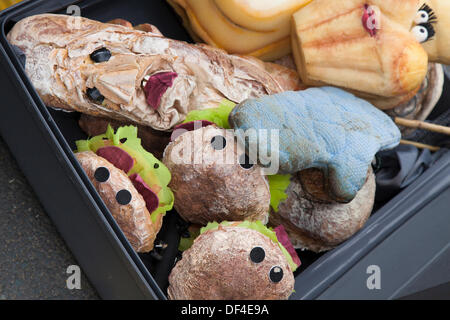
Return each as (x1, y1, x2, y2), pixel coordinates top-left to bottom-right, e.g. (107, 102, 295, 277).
(7, 14, 302, 131)
(75, 126, 174, 252)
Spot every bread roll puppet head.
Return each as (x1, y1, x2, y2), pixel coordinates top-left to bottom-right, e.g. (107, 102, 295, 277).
(269, 168, 376, 253)
(291, 0, 429, 109)
(413, 1, 450, 65)
(7, 14, 302, 131)
(168, 221, 300, 300)
(229, 87, 401, 203)
(75, 125, 174, 252)
(163, 102, 271, 225)
(167, 0, 312, 61)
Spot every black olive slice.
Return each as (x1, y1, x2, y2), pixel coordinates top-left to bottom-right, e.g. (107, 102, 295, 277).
(90, 48, 112, 63)
(94, 167, 110, 183)
(239, 153, 254, 170)
(250, 247, 265, 263)
(116, 189, 132, 205)
(211, 135, 227, 151)
(269, 266, 284, 283)
(86, 87, 105, 104)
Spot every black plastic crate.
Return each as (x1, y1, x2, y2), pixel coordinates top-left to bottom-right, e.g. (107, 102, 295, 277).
(0, 0, 448, 300)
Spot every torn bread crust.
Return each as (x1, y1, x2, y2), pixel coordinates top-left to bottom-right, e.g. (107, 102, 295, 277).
(8, 14, 299, 131)
(269, 169, 375, 252)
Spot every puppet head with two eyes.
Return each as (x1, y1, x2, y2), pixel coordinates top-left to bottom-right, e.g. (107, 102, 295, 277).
(411, 1, 450, 65)
(167, 221, 297, 300)
(162, 121, 271, 226)
(291, 0, 448, 110)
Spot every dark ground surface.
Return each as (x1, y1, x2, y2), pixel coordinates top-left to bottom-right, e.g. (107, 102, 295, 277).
(0, 136, 99, 300)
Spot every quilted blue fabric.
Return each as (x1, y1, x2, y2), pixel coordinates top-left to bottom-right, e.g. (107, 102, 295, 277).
(229, 87, 401, 202)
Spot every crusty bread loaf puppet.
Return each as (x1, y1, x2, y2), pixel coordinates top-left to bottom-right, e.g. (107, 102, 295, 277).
(168, 221, 300, 300)
(75, 126, 174, 252)
(269, 169, 376, 253)
(7, 14, 302, 132)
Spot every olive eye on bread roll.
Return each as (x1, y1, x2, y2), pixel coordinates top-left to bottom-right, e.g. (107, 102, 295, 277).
(168, 221, 298, 300)
(269, 168, 376, 253)
(75, 125, 174, 252)
(163, 124, 271, 225)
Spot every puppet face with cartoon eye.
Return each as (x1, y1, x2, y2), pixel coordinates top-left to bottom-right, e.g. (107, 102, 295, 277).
(167, 224, 295, 300)
(162, 124, 271, 225)
(412, 1, 450, 64)
(291, 0, 429, 101)
(7, 14, 200, 130)
(76, 151, 160, 253)
(411, 3, 437, 44)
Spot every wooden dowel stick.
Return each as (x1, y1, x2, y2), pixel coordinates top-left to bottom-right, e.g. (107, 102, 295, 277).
(395, 117, 450, 136)
(400, 139, 441, 152)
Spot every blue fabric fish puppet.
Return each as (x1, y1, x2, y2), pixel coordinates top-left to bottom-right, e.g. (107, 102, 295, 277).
(229, 87, 401, 203)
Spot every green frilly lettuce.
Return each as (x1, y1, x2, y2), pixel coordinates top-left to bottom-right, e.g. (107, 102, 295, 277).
(267, 174, 291, 212)
(183, 99, 236, 129)
(75, 125, 174, 222)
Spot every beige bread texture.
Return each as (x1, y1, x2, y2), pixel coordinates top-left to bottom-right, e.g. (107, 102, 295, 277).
(291, 0, 429, 108)
(7, 14, 300, 131)
(163, 125, 271, 225)
(167, 0, 311, 60)
(168, 223, 295, 300)
(269, 169, 375, 252)
(76, 152, 161, 253)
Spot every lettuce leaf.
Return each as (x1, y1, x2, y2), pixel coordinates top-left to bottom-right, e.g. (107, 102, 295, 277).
(75, 125, 174, 222)
(183, 99, 236, 129)
(200, 221, 298, 272)
(267, 174, 291, 212)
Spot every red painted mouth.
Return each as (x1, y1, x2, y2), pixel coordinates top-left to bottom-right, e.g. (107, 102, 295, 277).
(143, 72, 178, 110)
(362, 4, 378, 37)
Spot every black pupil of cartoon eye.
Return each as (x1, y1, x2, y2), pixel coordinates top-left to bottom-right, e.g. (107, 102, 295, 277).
(239, 153, 254, 170)
(94, 167, 110, 183)
(116, 189, 132, 205)
(154, 163, 160, 169)
(90, 48, 111, 63)
(422, 13, 426, 18)
(269, 266, 284, 283)
(250, 247, 265, 263)
(87, 87, 105, 103)
(420, 27, 426, 33)
(211, 135, 226, 150)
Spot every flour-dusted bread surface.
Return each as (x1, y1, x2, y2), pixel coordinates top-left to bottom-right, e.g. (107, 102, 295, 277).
(76, 151, 162, 252)
(168, 224, 295, 300)
(8, 14, 299, 131)
(163, 125, 270, 225)
(270, 169, 375, 252)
